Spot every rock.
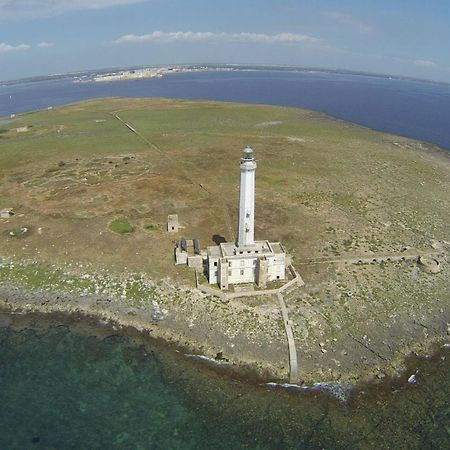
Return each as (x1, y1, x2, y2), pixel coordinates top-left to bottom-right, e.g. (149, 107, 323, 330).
(431, 240, 443, 251)
(407, 372, 418, 384)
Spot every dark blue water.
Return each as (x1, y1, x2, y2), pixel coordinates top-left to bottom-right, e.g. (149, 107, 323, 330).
(1, 70, 450, 150)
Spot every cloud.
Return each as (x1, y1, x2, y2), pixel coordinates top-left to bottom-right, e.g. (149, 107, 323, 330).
(114, 31, 321, 45)
(323, 11, 372, 33)
(414, 59, 437, 68)
(37, 42, 55, 48)
(0, 41, 55, 54)
(0, 42, 31, 53)
(0, 0, 147, 19)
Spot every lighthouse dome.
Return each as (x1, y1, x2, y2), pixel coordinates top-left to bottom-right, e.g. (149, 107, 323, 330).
(243, 146, 254, 159)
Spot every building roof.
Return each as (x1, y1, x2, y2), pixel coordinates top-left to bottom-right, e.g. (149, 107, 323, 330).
(269, 242, 285, 254)
(207, 240, 284, 259)
(206, 245, 222, 258)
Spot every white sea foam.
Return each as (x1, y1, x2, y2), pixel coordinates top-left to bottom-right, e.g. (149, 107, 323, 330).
(266, 381, 354, 402)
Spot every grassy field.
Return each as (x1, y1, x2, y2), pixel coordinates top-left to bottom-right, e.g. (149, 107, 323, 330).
(0, 97, 449, 381)
(0, 97, 448, 281)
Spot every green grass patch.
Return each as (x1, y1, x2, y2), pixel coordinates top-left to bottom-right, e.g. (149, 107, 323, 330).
(109, 218, 134, 234)
(0, 261, 91, 293)
(0, 261, 158, 305)
(144, 223, 159, 231)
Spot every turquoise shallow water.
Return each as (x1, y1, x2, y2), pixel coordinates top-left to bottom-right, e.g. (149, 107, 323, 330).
(0, 312, 449, 449)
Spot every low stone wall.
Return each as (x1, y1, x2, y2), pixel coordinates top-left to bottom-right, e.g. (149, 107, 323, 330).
(196, 283, 228, 301)
(226, 287, 279, 300)
(342, 254, 419, 265)
(298, 250, 444, 267)
(196, 265, 304, 301)
(283, 266, 305, 290)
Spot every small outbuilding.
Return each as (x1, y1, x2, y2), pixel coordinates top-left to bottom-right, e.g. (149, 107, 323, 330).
(0, 208, 14, 219)
(175, 238, 202, 269)
(167, 214, 179, 233)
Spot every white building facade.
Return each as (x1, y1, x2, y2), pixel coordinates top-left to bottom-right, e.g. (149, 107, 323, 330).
(207, 146, 286, 290)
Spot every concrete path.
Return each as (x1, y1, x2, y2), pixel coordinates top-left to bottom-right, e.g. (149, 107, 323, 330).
(277, 292, 299, 383)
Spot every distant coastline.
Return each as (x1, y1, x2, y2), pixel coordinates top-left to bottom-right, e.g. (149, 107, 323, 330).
(2, 67, 450, 151)
(2, 63, 450, 87)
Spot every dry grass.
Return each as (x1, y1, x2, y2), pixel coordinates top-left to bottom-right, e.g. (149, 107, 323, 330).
(0, 97, 448, 284)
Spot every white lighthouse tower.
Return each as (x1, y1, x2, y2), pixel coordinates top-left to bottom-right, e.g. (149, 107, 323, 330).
(237, 146, 257, 247)
(205, 145, 287, 290)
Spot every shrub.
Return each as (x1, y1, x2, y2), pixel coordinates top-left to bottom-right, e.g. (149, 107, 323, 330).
(144, 223, 159, 231)
(109, 218, 134, 234)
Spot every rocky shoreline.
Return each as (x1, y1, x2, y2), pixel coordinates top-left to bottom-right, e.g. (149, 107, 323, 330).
(0, 278, 285, 382)
(0, 261, 448, 387)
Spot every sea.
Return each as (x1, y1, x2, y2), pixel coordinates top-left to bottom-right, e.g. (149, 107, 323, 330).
(0, 70, 449, 449)
(1, 70, 450, 150)
(0, 311, 449, 449)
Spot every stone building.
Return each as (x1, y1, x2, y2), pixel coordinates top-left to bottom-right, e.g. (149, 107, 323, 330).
(175, 238, 202, 269)
(167, 214, 179, 233)
(0, 208, 14, 219)
(206, 146, 286, 290)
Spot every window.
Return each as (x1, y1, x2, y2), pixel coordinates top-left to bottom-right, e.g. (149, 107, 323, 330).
(228, 270, 231, 276)
(214, 261, 218, 267)
(240, 269, 244, 276)
(214, 270, 218, 276)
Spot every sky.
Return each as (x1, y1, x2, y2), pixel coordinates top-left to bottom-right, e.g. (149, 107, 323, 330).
(0, 0, 449, 82)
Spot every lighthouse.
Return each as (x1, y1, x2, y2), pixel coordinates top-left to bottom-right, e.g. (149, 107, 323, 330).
(237, 146, 257, 247)
(203, 145, 286, 290)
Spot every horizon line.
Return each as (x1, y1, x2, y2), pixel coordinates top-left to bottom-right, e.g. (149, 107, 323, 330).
(2, 62, 450, 87)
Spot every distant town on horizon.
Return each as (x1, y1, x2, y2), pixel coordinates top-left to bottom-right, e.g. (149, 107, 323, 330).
(2, 63, 450, 86)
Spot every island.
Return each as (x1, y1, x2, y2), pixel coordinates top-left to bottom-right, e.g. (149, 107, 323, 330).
(0, 97, 448, 385)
